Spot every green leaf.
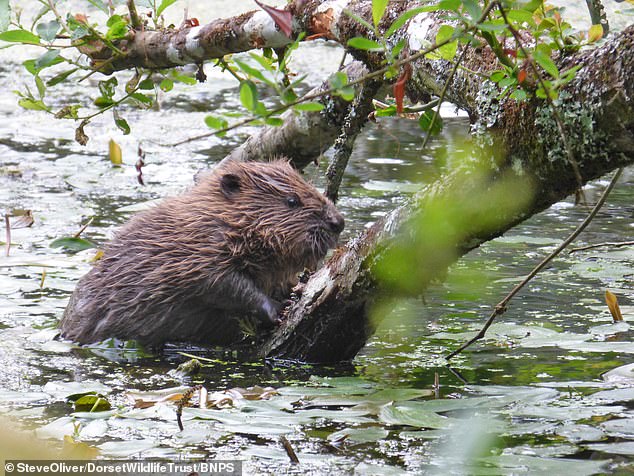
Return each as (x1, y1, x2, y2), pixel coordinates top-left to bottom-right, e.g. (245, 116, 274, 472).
(239, 80, 258, 112)
(293, 102, 325, 112)
(36, 20, 60, 42)
(435, 25, 458, 60)
(342, 9, 374, 33)
(94, 97, 115, 108)
(339, 86, 355, 101)
(507, 9, 536, 26)
(533, 47, 559, 78)
(248, 52, 276, 73)
(129, 92, 153, 105)
(50, 237, 97, 251)
(113, 111, 130, 135)
(98, 77, 117, 99)
(18, 98, 49, 111)
(234, 59, 272, 85)
(510, 88, 528, 101)
(35, 76, 46, 99)
(418, 110, 443, 136)
(489, 70, 506, 83)
(386, 7, 429, 38)
(374, 105, 397, 117)
(347, 37, 383, 51)
(588, 24, 603, 43)
(0, 29, 40, 45)
(170, 72, 197, 85)
(330, 71, 348, 90)
(157, 0, 178, 17)
(159, 78, 173, 92)
(106, 15, 128, 40)
(265, 117, 284, 126)
(0, 0, 10, 33)
(372, 0, 389, 27)
(204, 115, 228, 131)
(138, 78, 154, 90)
(35, 49, 62, 70)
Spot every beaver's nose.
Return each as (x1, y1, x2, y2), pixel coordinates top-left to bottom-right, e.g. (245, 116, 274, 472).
(326, 211, 345, 234)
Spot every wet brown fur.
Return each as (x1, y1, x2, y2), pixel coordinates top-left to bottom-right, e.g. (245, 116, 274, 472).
(60, 160, 344, 346)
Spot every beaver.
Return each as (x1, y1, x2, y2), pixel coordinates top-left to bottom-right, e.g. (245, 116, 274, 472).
(59, 159, 344, 347)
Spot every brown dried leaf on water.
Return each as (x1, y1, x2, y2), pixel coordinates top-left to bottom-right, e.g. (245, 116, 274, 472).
(126, 386, 192, 409)
(606, 290, 625, 322)
(127, 385, 278, 410)
(8, 209, 34, 229)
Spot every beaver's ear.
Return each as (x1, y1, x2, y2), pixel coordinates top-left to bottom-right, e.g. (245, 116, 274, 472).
(220, 173, 241, 198)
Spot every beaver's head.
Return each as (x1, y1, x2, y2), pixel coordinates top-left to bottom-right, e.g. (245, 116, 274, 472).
(211, 160, 344, 268)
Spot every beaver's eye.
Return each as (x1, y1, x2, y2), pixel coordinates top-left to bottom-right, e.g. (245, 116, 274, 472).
(286, 195, 301, 208)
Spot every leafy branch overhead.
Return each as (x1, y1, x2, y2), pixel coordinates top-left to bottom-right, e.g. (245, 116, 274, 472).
(0, 0, 607, 144)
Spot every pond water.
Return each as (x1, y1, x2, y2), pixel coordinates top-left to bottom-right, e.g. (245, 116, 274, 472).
(0, 1, 633, 474)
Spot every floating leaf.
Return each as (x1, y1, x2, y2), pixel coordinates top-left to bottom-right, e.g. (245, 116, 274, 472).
(109, 139, 122, 166)
(379, 402, 455, 429)
(74, 395, 111, 412)
(50, 237, 97, 251)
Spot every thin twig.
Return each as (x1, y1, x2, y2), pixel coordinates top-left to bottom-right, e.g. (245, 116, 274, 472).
(585, 0, 610, 34)
(127, 0, 142, 30)
(280, 436, 300, 464)
(446, 167, 624, 360)
(325, 80, 380, 202)
(569, 240, 634, 253)
(73, 217, 93, 239)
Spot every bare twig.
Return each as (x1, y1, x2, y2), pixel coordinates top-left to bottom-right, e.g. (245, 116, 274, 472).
(446, 167, 624, 360)
(325, 80, 380, 202)
(280, 436, 300, 464)
(127, 0, 142, 30)
(73, 217, 93, 239)
(569, 240, 634, 253)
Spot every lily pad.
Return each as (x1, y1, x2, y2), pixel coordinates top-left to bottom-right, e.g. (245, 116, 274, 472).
(378, 402, 457, 429)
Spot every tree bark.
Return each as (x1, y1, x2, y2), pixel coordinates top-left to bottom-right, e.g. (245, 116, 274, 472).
(81, 1, 634, 362)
